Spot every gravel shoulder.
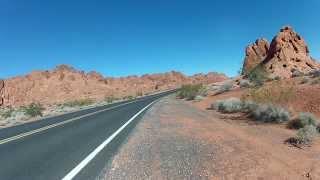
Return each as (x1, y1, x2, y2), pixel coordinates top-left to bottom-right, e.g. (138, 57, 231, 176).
(99, 95, 320, 180)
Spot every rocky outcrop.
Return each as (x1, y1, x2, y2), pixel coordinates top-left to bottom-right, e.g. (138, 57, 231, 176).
(242, 38, 270, 74)
(0, 80, 4, 106)
(263, 26, 320, 78)
(242, 26, 320, 78)
(2, 66, 227, 107)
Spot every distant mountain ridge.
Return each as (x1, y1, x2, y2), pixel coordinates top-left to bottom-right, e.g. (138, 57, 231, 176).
(1, 65, 227, 107)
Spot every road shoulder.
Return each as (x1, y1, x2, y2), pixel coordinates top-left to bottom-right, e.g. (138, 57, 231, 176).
(98, 95, 320, 180)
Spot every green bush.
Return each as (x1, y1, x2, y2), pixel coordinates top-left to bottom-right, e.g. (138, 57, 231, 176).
(213, 98, 243, 113)
(247, 65, 268, 86)
(296, 125, 318, 144)
(63, 99, 94, 107)
(287, 112, 318, 129)
(22, 103, 45, 117)
(251, 104, 290, 123)
(177, 84, 203, 100)
(1, 108, 14, 118)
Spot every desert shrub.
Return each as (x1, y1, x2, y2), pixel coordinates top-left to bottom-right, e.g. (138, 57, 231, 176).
(311, 77, 320, 85)
(268, 75, 281, 81)
(198, 86, 208, 97)
(242, 81, 294, 105)
(215, 81, 232, 94)
(1, 108, 14, 118)
(22, 103, 45, 117)
(212, 98, 258, 113)
(213, 98, 244, 113)
(291, 70, 304, 77)
(296, 125, 318, 144)
(239, 79, 251, 88)
(105, 96, 118, 104)
(300, 77, 309, 84)
(63, 99, 94, 107)
(241, 100, 258, 113)
(287, 112, 318, 129)
(317, 124, 320, 133)
(194, 95, 204, 102)
(247, 65, 268, 86)
(251, 104, 290, 123)
(177, 84, 203, 100)
(127, 95, 134, 100)
(309, 70, 320, 78)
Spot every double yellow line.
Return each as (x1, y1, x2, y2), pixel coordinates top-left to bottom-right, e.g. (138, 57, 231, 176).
(0, 99, 141, 145)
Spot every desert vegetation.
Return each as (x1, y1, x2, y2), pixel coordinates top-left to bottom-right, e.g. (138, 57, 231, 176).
(62, 99, 94, 107)
(215, 81, 233, 94)
(242, 81, 294, 105)
(287, 113, 318, 129)
(176, 84, 205, 100)
(212, 98, 290, 123)
(21, 103, 45, 117)
(246, 65, 268, 87)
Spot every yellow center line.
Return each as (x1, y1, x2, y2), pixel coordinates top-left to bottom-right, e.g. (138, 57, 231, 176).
(0, 99, 146, 145)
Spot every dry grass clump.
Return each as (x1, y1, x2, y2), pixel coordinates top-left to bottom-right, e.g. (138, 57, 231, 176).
(242, 81, 294, 105)
(62, 99, 94, 107)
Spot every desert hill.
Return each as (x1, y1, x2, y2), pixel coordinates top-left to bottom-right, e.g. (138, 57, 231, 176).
(0, 65, 227, 107)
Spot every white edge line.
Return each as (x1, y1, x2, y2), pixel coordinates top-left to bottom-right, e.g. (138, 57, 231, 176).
(62, 100, 157, 180)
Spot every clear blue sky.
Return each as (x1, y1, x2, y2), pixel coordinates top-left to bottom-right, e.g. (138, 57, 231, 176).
(1, 0, 320, 78)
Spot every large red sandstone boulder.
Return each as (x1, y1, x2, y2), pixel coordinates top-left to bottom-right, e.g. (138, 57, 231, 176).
(263, 26, 320, 78)
(242, 26, 320, 78)
(242, 38, 269, 74)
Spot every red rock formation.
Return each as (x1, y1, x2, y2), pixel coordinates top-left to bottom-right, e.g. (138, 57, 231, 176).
(263, 26, 320, 78)
(2, 66, 227, 107)
(242, 38, 270, 74)
(242, 26, 320, 78)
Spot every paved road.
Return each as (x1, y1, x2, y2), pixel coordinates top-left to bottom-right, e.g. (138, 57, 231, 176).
(0, 90, 175, 180)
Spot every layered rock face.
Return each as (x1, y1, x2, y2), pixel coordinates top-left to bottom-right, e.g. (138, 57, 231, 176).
(242, 26, 320, 78)
(242, 38, 269, 74)
(0, 80, 4, 106)
(2, 65, 227, 107)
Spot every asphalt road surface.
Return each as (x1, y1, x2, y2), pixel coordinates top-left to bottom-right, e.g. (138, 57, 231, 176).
(0, 90, 175, 180)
